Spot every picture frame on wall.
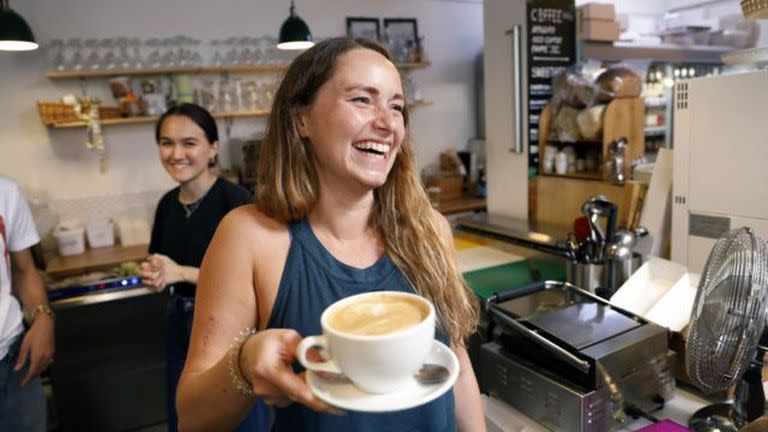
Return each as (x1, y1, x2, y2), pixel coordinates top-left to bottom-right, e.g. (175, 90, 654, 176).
(346, 17, 381, 42)
(383, 18, 419, 62)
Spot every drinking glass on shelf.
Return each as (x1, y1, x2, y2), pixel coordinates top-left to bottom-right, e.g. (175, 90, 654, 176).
(210, 39, 224, 67)
(188, 37, 202, 66)
(255, 36, 269, 65)
(84, 38, 102, 70)
(218, 78, 233, 112)
(160, 37, 177, 67)
(243, 80, 259, 111)
(130, 38, 144, 69)
(65, 38, 84, 71)
(202, 80, 218, 111)
(101, 38, 117, 70)
(146, 38, 162, 69)
(264, 36, 280, 64)
(48, 39, 66, 71)
(229, 78, 244, 111)
(116, 37, 132, 69)
(223, 37, 240, 66)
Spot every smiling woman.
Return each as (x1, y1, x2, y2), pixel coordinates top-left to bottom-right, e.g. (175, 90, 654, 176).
(139, 103, 263, 432)
(176, 38, 485, 432)
(295, 47, 405, 191)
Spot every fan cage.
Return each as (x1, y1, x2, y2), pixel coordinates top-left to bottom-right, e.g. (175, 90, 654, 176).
(685, 228, 768, 393)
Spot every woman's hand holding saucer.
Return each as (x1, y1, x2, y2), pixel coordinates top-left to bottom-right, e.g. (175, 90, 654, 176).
(240, 329, 344, 415)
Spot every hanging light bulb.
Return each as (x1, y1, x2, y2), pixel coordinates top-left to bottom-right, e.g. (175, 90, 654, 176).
(277, 0, 314, 50)
(0, 0, 38, 51)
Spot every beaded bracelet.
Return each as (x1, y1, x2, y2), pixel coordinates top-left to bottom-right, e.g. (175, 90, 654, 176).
(228, 327, 257, 397)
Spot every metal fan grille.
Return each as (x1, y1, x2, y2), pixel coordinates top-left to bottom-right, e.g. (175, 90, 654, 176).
(686, 228, 768, 393)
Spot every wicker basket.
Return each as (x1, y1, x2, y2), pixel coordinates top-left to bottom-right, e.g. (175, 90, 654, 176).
(37, 101, 122, 126)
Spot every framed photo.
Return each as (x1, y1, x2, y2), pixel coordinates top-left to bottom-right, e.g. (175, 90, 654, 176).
(346, 17, 381, 42)
(383, 18, 419, 46)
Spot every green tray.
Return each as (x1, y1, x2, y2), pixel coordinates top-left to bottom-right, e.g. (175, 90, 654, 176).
(463, 259, 566, 300)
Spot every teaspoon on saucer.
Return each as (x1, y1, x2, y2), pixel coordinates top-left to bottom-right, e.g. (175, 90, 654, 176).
(313, 363, 450, 386)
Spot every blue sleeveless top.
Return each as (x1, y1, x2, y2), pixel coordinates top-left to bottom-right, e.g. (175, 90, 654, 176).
(266, 219, 457, 432)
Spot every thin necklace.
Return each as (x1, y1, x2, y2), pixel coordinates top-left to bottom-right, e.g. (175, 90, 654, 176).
(179, 180, 215, 219)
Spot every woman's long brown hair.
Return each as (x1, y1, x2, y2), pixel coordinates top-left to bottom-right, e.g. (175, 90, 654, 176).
(256, 38, 478, 344)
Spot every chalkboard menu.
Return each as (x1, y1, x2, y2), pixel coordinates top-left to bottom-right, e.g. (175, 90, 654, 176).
(527, 0, 576, 175)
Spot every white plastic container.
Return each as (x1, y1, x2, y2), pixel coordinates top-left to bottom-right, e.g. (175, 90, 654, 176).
(645, 272, 701, 332)
(53, 222, 86, 256)
(86, 218, 115, 248)
(116, 217, 151, 246)
(609, 257, 688, 318)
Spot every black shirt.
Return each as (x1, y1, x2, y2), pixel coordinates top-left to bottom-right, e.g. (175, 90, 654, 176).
(148, 177, 251, 296)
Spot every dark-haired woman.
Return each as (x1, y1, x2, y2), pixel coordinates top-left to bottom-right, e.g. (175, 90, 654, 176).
(139, 103, 268, 432)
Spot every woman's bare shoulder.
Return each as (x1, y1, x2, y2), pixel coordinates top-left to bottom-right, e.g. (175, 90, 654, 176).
(218, 204, 290, 247)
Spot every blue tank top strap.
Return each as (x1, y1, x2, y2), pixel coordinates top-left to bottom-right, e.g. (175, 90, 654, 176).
(267, 218, 456, 432)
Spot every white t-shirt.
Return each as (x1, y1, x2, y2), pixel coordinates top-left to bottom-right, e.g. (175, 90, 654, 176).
(0, 177, 40, 361)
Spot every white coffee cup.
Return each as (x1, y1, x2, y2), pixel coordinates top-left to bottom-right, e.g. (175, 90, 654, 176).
(555, 151, 569, 174)
(296, 291, 435, 394)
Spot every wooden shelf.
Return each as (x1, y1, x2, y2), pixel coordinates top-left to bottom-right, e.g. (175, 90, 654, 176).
(46, 244, 149, 278)
(408, 100, 433, 109)
(546, 140, 602, 146)
(645, 126, 667, 135)
(580, 41, 728, 64)
(46, 101, 432, 128)
(436, 196, 486, 215)
(44, 62, 431, 79)
(396, 61, 431, 70)
(48, 109, 270, 128)
(538, 172, 604, 181)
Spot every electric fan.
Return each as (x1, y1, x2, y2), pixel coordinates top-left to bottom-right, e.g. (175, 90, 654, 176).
(686, 227, 768, 431)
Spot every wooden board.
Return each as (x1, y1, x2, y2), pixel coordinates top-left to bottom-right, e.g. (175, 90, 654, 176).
(46, 244, 149, 278)
(530, 176, 643, 230)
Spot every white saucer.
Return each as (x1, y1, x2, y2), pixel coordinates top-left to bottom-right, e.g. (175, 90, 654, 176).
(306, 340, 459, 413)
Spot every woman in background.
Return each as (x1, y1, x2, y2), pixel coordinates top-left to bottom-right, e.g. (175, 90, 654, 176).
(140, 103, 268, 432)
(176, 39, 486, 431)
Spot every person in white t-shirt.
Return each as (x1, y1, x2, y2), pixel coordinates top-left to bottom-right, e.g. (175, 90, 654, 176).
(0, 176, 54, 431)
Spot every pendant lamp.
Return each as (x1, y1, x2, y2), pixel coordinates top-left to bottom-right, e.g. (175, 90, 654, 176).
(277, 0, 314, 50)
(0, 0, 38, 51)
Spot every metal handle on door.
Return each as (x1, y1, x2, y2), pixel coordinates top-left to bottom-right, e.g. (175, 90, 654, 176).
(508, 25, 524, 154)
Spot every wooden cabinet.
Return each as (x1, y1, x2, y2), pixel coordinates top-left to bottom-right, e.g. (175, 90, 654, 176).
(537, 96, 645, 181)
(530, 176, 645, 230)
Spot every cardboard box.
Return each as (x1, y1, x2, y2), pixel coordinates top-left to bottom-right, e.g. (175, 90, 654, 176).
(426, 175, 463, 200)
(580, 19, 620, 42)
(580, 2, 615, 21)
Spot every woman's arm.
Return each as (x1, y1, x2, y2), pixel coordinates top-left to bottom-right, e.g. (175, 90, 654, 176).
(433, 210, 486, 431)
(176, 207, 334, 432)
(452, 343, 486, 432)
(139, 254, 198, 291)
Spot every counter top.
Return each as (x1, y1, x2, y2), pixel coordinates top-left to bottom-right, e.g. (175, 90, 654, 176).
(437, 196, 486, 215)
(51, 286, 159, 309)
(483, 387, 712, 431)
(46, 244, 149, 278)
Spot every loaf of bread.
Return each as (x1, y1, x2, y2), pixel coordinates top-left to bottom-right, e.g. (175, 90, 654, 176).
(552, 106, 582, 142)
(595, 67, 642, 99)
(576, 104, 606, 140)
